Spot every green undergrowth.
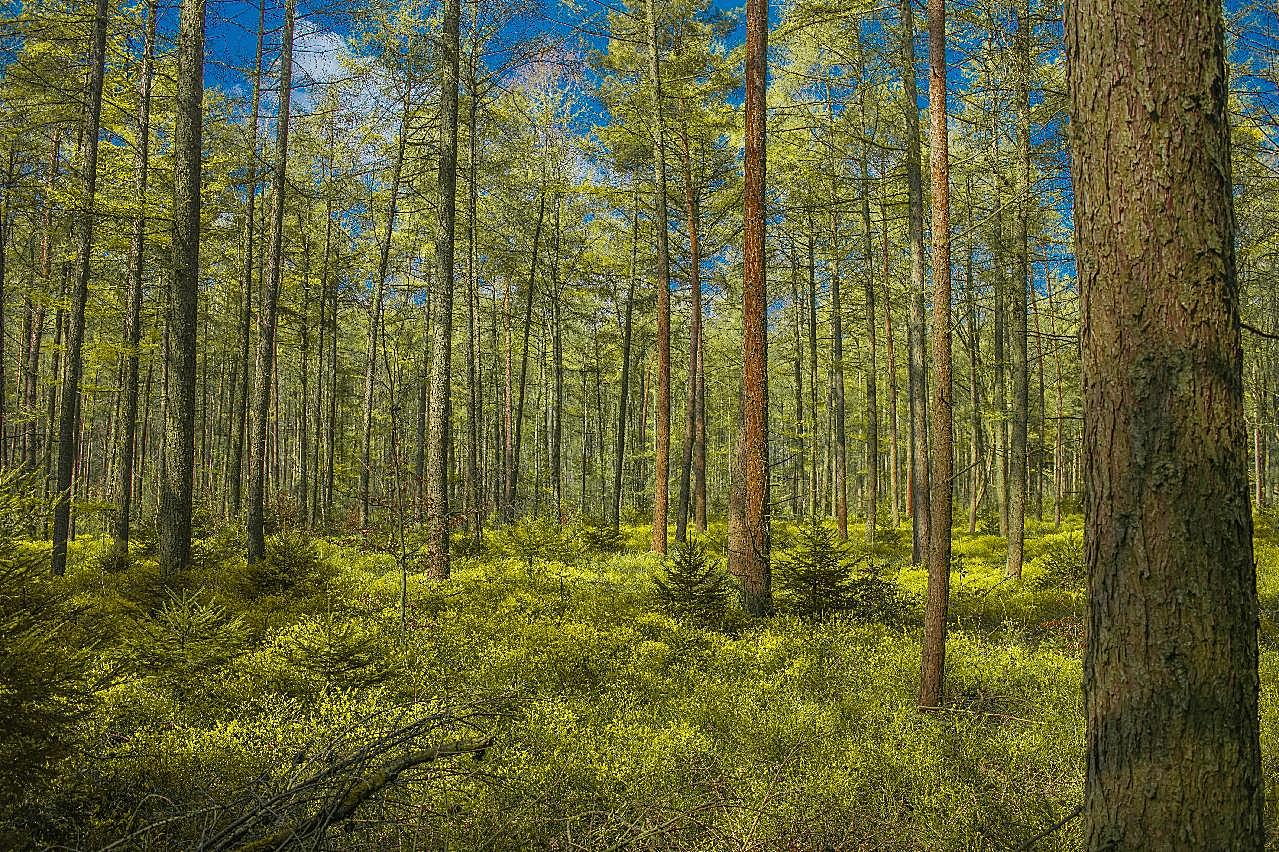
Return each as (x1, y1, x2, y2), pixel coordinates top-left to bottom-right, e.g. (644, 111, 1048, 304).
(4, 512, 1279, 848)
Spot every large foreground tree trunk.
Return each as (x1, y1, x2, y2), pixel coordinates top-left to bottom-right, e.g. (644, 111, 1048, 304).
(1068, 0, 1265, 845)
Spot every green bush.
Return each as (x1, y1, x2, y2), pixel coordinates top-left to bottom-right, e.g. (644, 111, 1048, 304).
(125, 590, 247, 696)
(495, 515, 584, 572)
(775, 517, 853, 617)
(0, 540, 96, 809)
(1031, 530, 1085, 589)
(655, 539, 734, 627)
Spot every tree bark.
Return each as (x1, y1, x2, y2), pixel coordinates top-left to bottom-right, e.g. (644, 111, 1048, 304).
(1068, 0, 1264, 844)
(1006, 0, 1030, 579)
(647, 0, 672, 555)
(919, 0, 952, 709)
(114, 0, 158, 563)
(426, 0, 460, 580)
(901, 0, 931, 565)
(51, 0, 109, 577)
(247, 0, 295, 562)
(158, 0, 204, 574)
(730, 0, 771, 615)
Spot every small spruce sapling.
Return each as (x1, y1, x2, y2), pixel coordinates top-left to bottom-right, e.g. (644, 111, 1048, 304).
(655, 538, 733, 626)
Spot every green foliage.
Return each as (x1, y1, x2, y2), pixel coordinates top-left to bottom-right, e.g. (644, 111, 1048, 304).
(1030, 530, 1086, 589)
(125, 590, 247, 696)
(273, 612, 400, 694)
(0, 470, 96, 811)
(494, 515, 584, 572)
(580, 519, 625, 554)
(654, 539, 734, 627)
(775, 517, 851, 617)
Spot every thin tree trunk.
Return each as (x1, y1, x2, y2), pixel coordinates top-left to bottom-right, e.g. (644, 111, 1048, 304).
(902, 0, 931, 564)
(919, 0, 952, 709)
(882, 209, 902, 529)
(611, 187, 639, 532)
(730, 0, 771, 615)
(51, 0, 109, 576)
(675, 124, 702, 543)
(506, 193, 545, 519)
(861, 150, 879, 540)
(247, 0, 295, 563)
(426, 0, 461, 580)
(647, 0, 672, 555)
(360, 88, 409, 529)
(114, 0, 157, 563)
(1006, 0, 1030, 579)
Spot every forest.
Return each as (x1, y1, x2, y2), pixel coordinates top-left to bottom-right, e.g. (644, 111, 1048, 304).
(0, 0, 1275, 846)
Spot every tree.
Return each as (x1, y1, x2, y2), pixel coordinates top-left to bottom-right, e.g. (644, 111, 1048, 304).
(113, 0, 159, 567)
(1005, 0, 1030, 579)
(730, 0, 771, 616)
(919, 0, 952, 709)
(646, 0, 672, 555)
(49, 0, 108, 577)
(1067, 0, 1264, 844)
(247, 0, 297, 564)
(159, 0, 205, 574)
(901, 0, 931, 566)
(426, 0, 461, 580)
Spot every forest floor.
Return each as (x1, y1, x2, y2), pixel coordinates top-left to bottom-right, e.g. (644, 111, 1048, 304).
(9, 512, 1279, 850)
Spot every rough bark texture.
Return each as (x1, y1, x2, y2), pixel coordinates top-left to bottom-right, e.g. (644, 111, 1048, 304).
(919, 0, 952, 710)
(114, 0, 157, 562)
(247, 0, 295, 564)
(647, 0, 671, 555)
(50, 0, 108, 577)
(901, 0, 931, 565)
(1067, 0, 1265, 845)
(229, 0, 265, 520)
(426, 0, 460, 581)
(731, 0, 771, 616)
(1006, 0, 1030, 579)
(159, 0, 203, 575)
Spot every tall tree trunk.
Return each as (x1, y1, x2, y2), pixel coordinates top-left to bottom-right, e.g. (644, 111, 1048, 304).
(790, 246, 805, 517)
(51, 0, 109, 577)
(919, 0, 952, 709)
(506, 192, 545, 519)
(882, 209, 902, 529)
(646, 0, 672, 555)
(114, 0, 157, 564)
(807, 230, 820, 518)
(158, 0, 203, 574)
(229, 0, 265, 519)
(464, 9, 483, 541)
(426, 0, 460, 579)
(612, 187, 639, 532)
(1006, 0, 1030, 579)
(1069, 0, 1264, 843)
(675, 124, 702, 543)
(247, 0, 295, 564)
(730, 0, 771, 615)
(902, 0, 931, 564)
(861, 151, 879, 540)
(360, 89, 409, 529)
